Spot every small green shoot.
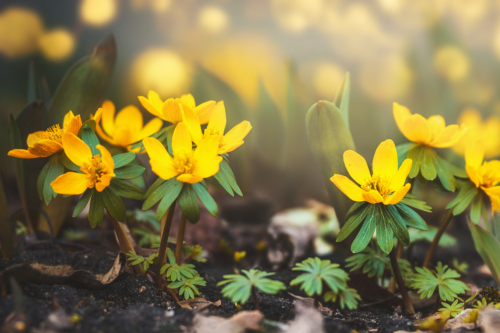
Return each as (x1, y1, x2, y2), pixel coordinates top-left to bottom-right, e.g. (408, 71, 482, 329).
(290, 257, 348, 296)
(168, 275, 207, 300)
(324, 288, 361, 310)
(160, 248, 198, 282)
(438, 299, 464, 318)
(126, 252, 158, 272)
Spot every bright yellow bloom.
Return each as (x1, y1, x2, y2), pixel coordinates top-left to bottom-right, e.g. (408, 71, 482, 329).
(465, 140, 500, 214)
(331, 140, 412, 205)
(393, 103, 467, 148)
(182, 101, 252, 154)
(50, 133, 115, 194)
(95, 100, 163, 151)
(138, 91, 215, 125)
(8, 110, 101, 159)
(453, 108, 500, 158)
(143, 122, 222, 184)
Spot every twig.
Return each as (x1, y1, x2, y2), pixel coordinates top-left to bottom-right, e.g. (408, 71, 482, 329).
(389, 247, 415, 314)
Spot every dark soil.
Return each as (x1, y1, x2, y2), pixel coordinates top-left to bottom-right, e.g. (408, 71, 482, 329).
(1, 245, 421, 333)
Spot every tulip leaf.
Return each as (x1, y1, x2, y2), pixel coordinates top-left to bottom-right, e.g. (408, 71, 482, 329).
(89, 191, 104, 228)
(178, 184, 200, 224)
(156, 180, 183, 221)
(82, 125, 100, 157)
(114, 165, 145, 180)
(109, 178, 144, 200)
(47, 34, 116, 125)
(73, 188, 93, 217)
(306, 100, 355, 226)
(42, 154, 64, 205)
(193, 182, 218, 217)
(102, 187, 126, 223)
(113, 152, 136, 169)
(333, 72, 350, 127)
(468, 221, 500, 286)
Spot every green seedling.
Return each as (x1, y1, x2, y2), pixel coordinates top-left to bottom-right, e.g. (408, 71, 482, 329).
(169, 275, 206, 300)
(324, 287, 361, 310)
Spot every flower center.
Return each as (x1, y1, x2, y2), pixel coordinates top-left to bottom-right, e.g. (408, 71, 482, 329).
(362, 175, 391, 195)
(173, 151, 196, 174)
(43, 124, 64, 142)
(80, 155, 111, 188)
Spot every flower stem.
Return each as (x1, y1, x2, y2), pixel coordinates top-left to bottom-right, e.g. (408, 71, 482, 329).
(252, 286, 260, 311)
(106, 209, 145, 276)
(389, 247, 414, 314)
(174, 214, 187, 265)
(423, 209, 454, 268)
(156, 202, 176, 289)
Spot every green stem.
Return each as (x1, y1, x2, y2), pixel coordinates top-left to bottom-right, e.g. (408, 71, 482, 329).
(423, 209, 454, 268)
(174, 214, 187, 265)
(389, 246, 415, 314)
(156, 202, 176, 289)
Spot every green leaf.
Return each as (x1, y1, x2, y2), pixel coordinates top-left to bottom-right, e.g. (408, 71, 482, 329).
(434, 155, 457, 192)
(396, 143, 416, 166)
(114, 165, 145, 180)
(156, 180, 183, 221)
(469, 221, 500, 286)
(60, 153, 80, 171)
(113, 152, 136, 168)
(441, 159, 469, 178)
(143, 178, 172, 210)
(109, 178, 144, 200)
(47, 34, 116, 125)
(102, 187, 126, 222)
(400, 197, 432, 213)
(306, 100, 356, 227)
(376, 205, 394, 254)
(447, 181, 477, 215)
(337, 204, 371, 242)
(81, 125, 100, 156)
(192, 183, 218, 217)
(43, 154, 64, 205)
(37, 161, 50, 201)
(73, 188, 93, 217)
(470, 192, 485, 224)
(333, 73, 350, 127)
(178, 184, 200, 223)
(408, 145, 437, 180)
(396, 203, 428, 230)
(219, 159, 242, 196)
(89, 192, 104, 228)
(386, 205, 410, 247)
(352, 209, 377, 253)
(213, 170, 234, 196)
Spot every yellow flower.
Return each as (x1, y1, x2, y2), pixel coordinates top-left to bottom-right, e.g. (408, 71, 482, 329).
(8, 110, 101, 159)
(95, 100, 163, 151)
(453, 108, 500, 158)
(182, 101, 252, 154)
(143, 122, 222, 184)
(50, 132, 115, 194)
(465, 140, 500, 214)
(331, 140, 412, 205)
(393, 103, 467, 148)
(138, 91, 215, 125)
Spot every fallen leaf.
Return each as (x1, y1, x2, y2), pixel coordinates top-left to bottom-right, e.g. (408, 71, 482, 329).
(178, 297, 221, 311)
(0, 253, 126, 289)
(192, 310, 263, 333)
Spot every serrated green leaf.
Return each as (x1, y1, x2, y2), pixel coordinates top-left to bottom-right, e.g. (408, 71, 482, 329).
(60, 153, 80, 171)
(213, 169, 234, 196)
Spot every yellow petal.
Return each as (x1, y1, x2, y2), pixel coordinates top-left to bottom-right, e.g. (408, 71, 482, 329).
(101, 100, 116, 136)
(96, 174, 112, 192)
(219, 121, 252, 154)
(50, 172, 89, 195)
(95, 120, 115, 145)
(8, 149, 39, 159)
(113, 128, 133, 147)
(172, 122, 193, 155)
(181, 104, 203, 145)
(115, 105, 143, 131)
(343, 150, 371, 186)
(138, 118, 163, 140)
(389, 159, 412, 192)
(194, 156, 223, 179)
(143, 137, 172, 163)
(458, 109, 481, 127)
(431, 124, 467, 148)
(465, 140, 484, 169)
(138, 95, 163, 119)
(195, 100, 216, 125)
(427, 115, 445, 141)
(62, 132, 92, 166)
(330, 174, 364, 202)
(402, 114, 431, 144)
(150, 158, 179, 180)
(207, 101, 227, 135)
(97, 144, 114, 171)
(28, 140, 63, 157)
(162, 98, 183, 124)
(64, 114, 82, 136)
(393, 103, 411, 136)
(466, 165, 481, 187)
(362, 190, 384, 204)
(177, 173, 203, 184)
(63, 110, 75, 129)
(27, 131, 45, 147)
(483, 186, 500, 214)
(93, 108, 103, 126)
(180, 94, 196, 109)
(372, 139, 398, 181)
(384, 183, 411, 205)
(194, 136, 220, 164)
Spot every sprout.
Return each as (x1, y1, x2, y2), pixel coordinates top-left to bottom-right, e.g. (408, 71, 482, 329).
(324, 288, 361, 310)
(169, 275, 207, 300)
(161, 248, 198, 282)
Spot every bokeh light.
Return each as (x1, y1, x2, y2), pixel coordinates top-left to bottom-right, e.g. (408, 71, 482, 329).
(131, 48, 192, 97)
(0, 7, 43, 58)
(197, 6, 229, 34)
(311, 62, 344, 100)
(434, 46, 470, 83)
(80, 0, 117, 27)
(38, 29, 75, 61)
(272, 0, 324, 32)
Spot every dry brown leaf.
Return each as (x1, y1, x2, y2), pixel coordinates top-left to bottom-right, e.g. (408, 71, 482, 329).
(192, 310, 263, 333)
(178, 297, 221, 311)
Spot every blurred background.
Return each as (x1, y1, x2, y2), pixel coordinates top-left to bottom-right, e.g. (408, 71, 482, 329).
(2, 0, 500, 212)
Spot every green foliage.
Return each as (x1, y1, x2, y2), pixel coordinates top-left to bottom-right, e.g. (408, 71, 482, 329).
(472, 298, 493, 310)
(409, 227, 457, 247)
(324, 288, 361, 310)
(183, 244, 207, 263)
(218, 269, 286, 304)
(411, 262, 469, 301)
(131, 226, 160, 247)
(338, 200, 428, 254)
(469, 221, 500, 286)
(178, 184, 200, 223)
(168, 275, 206, 300)
(160, 248, 197, 282)
(451, 259, 469, 275)
(447, 180, 486, 224)
(126, 252, 158, 272)
(290, 257, 348, 296)
(439, 299, 464, 318)
(15, 221, 28, 236)
(345, 244, 388, 280)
